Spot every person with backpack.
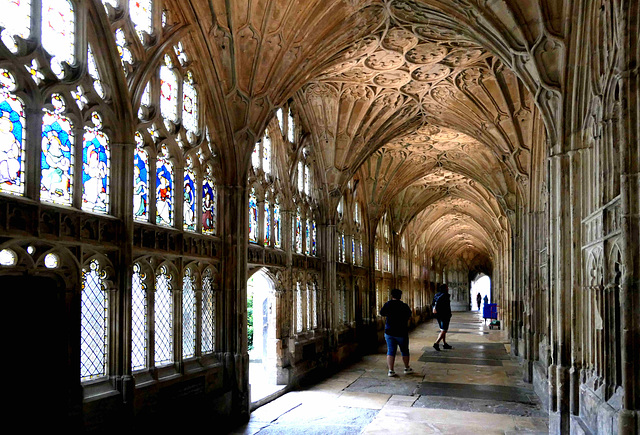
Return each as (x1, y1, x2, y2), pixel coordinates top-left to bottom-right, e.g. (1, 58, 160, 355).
(432, 283, 453, 351)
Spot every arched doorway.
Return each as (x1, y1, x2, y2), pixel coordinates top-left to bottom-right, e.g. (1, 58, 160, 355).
(470, 274, 491, 311)
(247, 269, 283, 405)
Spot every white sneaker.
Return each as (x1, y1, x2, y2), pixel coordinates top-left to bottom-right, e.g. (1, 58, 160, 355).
(403, 367, 414, 374)
(388, 370, 397, 377)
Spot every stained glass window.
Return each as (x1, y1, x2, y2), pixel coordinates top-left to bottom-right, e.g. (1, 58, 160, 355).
(71, 85, 88, 109)
(274, 200, 281, 248)
(115, 28, 133, 72)
(251, 141, 260, 170)
(276, 108, 284, 133)
(287, 108, 295, 143)
(42, 0, 75, 78)
(182, 269, 196, 359)
(156, 145, 174, 226)
(248, 188, 258, 243)
(202, 173, 216, 235)
(297, 161, 303, 193)
(182, 72, 198, 139)
(305, 219, 311, 255)
(82, 113, 110, 213)
(87, 46, 106, 99)
(358, 239, 363, 266)
(131, 263, 147, 371)
(129, 0, 152, 42)
(0, 248, 17, 266)
(304, 164, 310, 196)
(201, 269, 214, 354)
(351, 238, 355, 264)
(160, 55, 178, 125)
(312, 220, 317, 256)
(312, 282, 317, 329)
(0, 0, 31, 53)
(138, 81, 150, 120)
(0, 69, 26, 196)
(296, 282, 303, 333)
(295, 208, 302, 253)
(81, 259, 108, 381)
(133, 132, 149, 221)
(183, 166, 197, 231)
(264, 200, 270, 246)
(41, 94, 74, 206)
(155, 265, 173, 366)
(174, 41, 188, 66)
(24, 59, 44, 84)
(161, 9, 168, 27)
(341, 231, 346, 263)
(263, 133, 271, 175)
(44, 252, 59, 268)
(355, 202, 360, 225)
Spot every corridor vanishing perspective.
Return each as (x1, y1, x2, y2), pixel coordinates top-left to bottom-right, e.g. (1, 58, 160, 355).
(0, 0, 637, 434)
(234, 312, 549, 434)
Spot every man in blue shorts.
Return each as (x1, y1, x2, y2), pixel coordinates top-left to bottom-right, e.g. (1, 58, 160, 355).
(380, 288, 413, 377)
(432, 283, 453, 351)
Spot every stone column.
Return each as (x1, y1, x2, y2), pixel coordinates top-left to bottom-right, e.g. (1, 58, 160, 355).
(219, 182, 249, 421)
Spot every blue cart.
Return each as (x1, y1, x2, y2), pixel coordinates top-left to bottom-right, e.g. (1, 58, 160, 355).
(483, 303, 499, 329)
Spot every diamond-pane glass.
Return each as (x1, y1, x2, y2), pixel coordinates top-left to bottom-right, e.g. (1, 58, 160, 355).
(182, 270, 196, 359)
(131, 263, 147, 371)
(201, 271, 214, 354)
(0, 69, 26, 196)
(155, 266, 173, 366)
(81, 260, 108, 381)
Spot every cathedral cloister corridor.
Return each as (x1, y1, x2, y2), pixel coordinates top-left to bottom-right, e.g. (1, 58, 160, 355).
(0, 0, 638, 434)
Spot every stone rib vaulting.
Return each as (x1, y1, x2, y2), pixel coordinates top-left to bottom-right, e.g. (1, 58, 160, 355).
(0, 0, 637, 433)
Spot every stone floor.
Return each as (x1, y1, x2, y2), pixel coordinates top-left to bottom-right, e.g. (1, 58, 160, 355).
(230, 311, 549, 434)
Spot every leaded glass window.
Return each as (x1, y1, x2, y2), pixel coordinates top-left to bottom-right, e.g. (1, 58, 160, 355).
(81, 259, 108, 381)
(71, 85, 88, 110)
(129, 0, 152, 42)
(297, 161, 303, 193)
(183, 164, 197, 231)
(264, 199, 270, 246)
(41, 94, 74, 206)
(131, 263, 147, 371)
(115, 28, 133, 72)
(0, 69, 26, 196)
(156, 145, 174, 226)
(351, 238, 355, 264)
(251, 141, 260, 170)
(248, 188, 258, 243)
(0, 248, 17, 266)
(295, 208, 302, 253)
(201, 269, 214, 354)
(304, 164, 310, 196)
(306, 282, 312, 332)
(182, 72, 198, 140)
(138, 81, 150, 120)
(274, 199, 281, 248)
(341, 231, 346, 263)
(82, 113, 110, 213)
(173, 41, 187, 66)
(42, 0, 75, 78)
(263, 133, 271, 175)
(0, 0, 31, 53)
(155, 265, 173, 366)
(160, 55, 178, 126)
(312, 220, 317, 256)
(305, 219, 311, 255)
(24, 59, 44, 84)
(182, 269, 196, 359)
(287, 108, 295, 143)
(133, 132, 149, 221)
(296, 281, 303, 333)
(87, 45, 105, 99)
(202, 172, 216, 235)
(276, 108, 284, 133)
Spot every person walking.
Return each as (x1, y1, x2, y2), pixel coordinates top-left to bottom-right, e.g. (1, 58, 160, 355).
(476, 292, 482, 310)
(380, 288, 413, 377)
(432, 283, 453, 351)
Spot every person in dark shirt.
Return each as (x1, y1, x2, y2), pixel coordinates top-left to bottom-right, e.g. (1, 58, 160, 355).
(380, 288, 413, 377)
(432, 283, 453, 351)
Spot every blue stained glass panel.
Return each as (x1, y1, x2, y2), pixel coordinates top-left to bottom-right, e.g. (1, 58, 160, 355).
(312, 220, 317, 256)
(41, 98, 74, 206)
(264, 200, 270, 245)
(202, 177, 216, 235)
(183, 169, 196, 231)
(248, 189, 257, 243)
(274, 201, 281, 248)
(133, 133, 148, 221)
(82, 116, 110, 213)
(156, 156, 174, 226)
(0, 70, 26, 195)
